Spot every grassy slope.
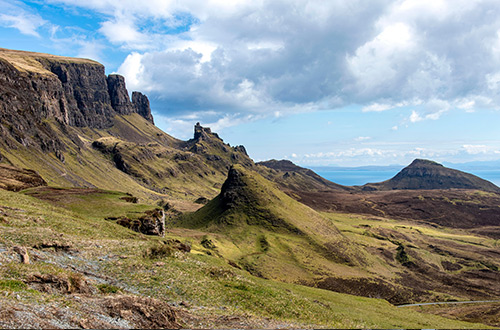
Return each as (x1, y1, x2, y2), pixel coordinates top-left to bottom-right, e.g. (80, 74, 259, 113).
(0, 48, 99, 75)
(180, 165, 500, 307)
(0, 113, 240, 206)
(181, 165, 391, 284)
(0, 187, 488, 328)
(1, 112, 257, 208)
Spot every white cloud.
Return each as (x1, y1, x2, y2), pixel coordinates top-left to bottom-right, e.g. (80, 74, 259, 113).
(33, 0, 500, 127)
(409, 111, 423, 123)
(354, 136, 372, 142)
(408, 99, 451, 123)
(362, 103, 394, 112)
(347, 22, 417, 96)
(117, 52, 145, 90)
(0, 12, 47, 37)
(462, 144, 498, 155)
(99, 19, 146, 47)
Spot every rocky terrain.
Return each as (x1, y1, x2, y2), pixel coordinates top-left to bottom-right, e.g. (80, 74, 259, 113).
(0, 48, 499, 328)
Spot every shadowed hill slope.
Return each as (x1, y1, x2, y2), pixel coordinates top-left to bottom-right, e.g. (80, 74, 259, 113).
(257, 159, 351, 192)
(363, 159, 500, 193)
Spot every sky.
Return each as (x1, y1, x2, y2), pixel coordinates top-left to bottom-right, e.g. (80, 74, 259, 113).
(2, 0, 500, 167)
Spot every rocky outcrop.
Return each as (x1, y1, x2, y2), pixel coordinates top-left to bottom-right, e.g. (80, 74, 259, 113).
(107, 75, 154, 124)
(43, 59, 115, 128)
(193, 122, 220, 141)
(0, 48, 154, 151)
(132, 92, 154, 124)
(0, 164, 47, 191)
(363, 159, 500, 193)
(107, 74, 135, 115)
(111, 209, 165, 236)
(187, 123, 254, 171)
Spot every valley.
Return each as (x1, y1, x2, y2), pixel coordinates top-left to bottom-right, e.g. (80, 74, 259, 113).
(0, 48, 499, 328)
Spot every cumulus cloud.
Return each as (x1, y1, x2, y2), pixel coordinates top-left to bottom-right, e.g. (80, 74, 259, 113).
(43, 0, 500, 129)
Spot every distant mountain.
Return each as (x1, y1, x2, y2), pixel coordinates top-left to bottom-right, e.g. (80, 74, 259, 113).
(256, 159, 351, 192)
(363, 159, 500, 193)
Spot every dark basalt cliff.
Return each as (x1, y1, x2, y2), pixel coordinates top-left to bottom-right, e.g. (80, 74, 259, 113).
(363, 159, 500, 193)
(0, 48, 153, 152)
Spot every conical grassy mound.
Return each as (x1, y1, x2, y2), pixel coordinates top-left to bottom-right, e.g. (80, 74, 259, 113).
(181, 165, 365, 281)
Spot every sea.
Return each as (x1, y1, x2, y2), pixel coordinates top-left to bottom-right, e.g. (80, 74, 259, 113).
(311, 168, 500, 187)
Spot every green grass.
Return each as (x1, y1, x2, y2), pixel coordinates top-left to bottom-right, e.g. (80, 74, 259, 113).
(22, 187, 156, 221)
(0, 186, 488, 328)
(0, 279, 27, 291)
(96, 283, 120, 294)
(178, 165, 500, 308)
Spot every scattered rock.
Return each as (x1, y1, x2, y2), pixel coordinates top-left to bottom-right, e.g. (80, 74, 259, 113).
(194, 197, 209, 205)
(13, 246, 29, 264)
(26, 273, 93, 295)
(104, 295, 180, 329)
(112, 208, 165, 237)
(55, 150, 65, 163)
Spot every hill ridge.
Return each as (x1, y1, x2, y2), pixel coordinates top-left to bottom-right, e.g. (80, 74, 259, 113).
(362, 158, 500, 193)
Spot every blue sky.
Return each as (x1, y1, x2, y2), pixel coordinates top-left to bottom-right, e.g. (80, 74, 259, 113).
(2, 0, 500, 166)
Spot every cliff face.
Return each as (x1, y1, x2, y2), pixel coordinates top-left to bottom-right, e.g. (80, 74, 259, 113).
(0, 48, 153, 151)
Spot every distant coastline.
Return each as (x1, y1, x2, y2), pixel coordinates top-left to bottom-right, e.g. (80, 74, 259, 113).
(309, 164, 500, 187)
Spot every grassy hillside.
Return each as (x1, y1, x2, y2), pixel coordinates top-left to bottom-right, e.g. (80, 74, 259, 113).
(0, 187, 489, 328)
(180, 165, 367, 280)
(0, 48, 498, 329)
(179, 165, 500, 312)
(0, 114, 253, 205)
(0, 48, 99, 75)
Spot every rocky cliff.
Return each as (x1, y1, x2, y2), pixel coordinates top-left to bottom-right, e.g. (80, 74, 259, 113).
(0, 48, 153, 152)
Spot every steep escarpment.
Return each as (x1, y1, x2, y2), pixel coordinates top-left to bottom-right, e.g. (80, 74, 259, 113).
(107, 74, 154, 124)
(0, 48, 153, 152)
(0, 49, 255, 201)
(363, 159, 500, 193)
